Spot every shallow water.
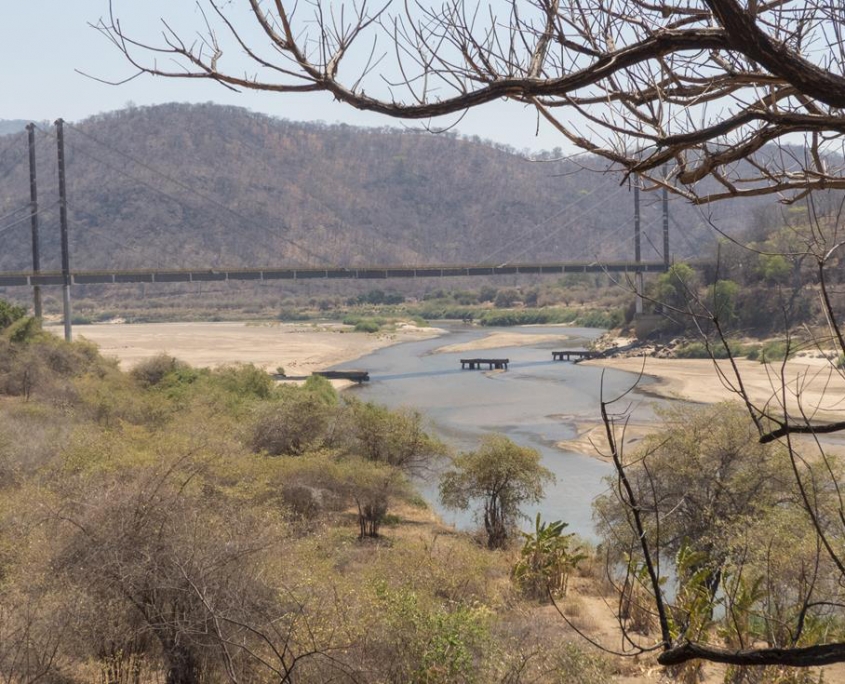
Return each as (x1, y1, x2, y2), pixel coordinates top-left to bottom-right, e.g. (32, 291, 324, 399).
(345, 325, 664, 540)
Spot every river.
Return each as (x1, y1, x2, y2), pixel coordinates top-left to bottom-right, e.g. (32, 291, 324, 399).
(345, 324, 665, 540)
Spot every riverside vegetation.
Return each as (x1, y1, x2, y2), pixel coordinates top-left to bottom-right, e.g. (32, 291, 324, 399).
(0, 303, 617, 684)
(48, 272, 632, 328)
(3, 299, 845, 682)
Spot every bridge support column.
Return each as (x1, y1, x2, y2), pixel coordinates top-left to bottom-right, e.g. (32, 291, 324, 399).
(634, 184, 643, 314)
(56, 119, 72, 342)
(26, 124, 42, 318)
(663, 180, 670, 268)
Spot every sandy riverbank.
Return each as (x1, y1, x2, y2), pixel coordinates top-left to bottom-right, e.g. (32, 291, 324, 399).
(63, 321, 443, 380)
(558, 353, 845, 458)
(589, 354, 845, 418)
(432, 330, 572, 354)
(556, 420, 657, 461)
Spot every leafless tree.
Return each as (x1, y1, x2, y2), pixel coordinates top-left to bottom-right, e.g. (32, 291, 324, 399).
(98, 0, 845, 203)
(0, 591, 67, 684)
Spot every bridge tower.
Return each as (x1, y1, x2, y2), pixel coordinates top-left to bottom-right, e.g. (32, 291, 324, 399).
(634, 183, 643, 314)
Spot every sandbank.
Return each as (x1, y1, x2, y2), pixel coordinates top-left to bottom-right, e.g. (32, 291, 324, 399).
(588, 355, 845, 422)
(557, 421, 656, 460)
(433, 330, 571, 354)
(556, 354, 845, 459)
(63, 321, 443, 382)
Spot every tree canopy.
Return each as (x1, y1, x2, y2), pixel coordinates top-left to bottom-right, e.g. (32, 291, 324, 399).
(101, 0, 845, 203)
(440, 434, 553, 549)
(596, 403, 796, 610)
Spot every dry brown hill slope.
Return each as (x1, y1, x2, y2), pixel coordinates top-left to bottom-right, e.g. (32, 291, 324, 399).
(0, 103, 768, 273)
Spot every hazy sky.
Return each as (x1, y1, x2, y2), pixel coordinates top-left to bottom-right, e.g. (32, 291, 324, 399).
(1, 1, 569, 152)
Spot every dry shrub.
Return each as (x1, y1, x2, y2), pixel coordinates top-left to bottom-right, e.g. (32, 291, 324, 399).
(75, 371, 173, 428)
(490, 609, 614, 683)
(129, 353, 185, 387)
(572, 543, 600, 579)
(0, 403, 71, 488)
(249, 394, 333, 455)
(562, 606, 601, 635)
(561, 595, 583, 618)
(281, 483, 323, 520)
(0, 335, 114, 404)
(619, 577, 656, 635)
(280, 482, 345, 522)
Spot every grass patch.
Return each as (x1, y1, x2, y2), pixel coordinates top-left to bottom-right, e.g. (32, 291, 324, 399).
(572, 309, 624, 329)
(478, 307, 622, 328)
(675, 340, 747, 359)
(342, 314, 388, 332)
(405, 304, 481, 321)
(277, 309, 313, 322)
(759, 339, 794, 363)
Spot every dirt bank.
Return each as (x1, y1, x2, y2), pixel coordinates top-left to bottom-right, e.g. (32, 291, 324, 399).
(61, 321, 443, 377)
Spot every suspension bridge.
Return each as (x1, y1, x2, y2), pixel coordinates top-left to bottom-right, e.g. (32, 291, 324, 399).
(0, 259, 668, 288)
(0, 119, 673, 340)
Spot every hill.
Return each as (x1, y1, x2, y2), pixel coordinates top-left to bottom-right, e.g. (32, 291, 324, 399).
(0, 103, 769, 275)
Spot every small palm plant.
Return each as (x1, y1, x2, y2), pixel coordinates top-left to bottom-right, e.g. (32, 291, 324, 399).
(513, 514, 586, 601)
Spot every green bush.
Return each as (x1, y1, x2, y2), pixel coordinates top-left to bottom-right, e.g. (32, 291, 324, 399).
(675, 340, 746, 359)
(357, 289, 404, 305)
(302, 374, 339, 405)
(493, 289, 520, 308)
(211, 363, 274, 399)
(478, 286, 498, 303)
(759, 339, 794, 363)
(573, 309, 623, 329)
(0, 300, 26, 330)
(5, 316, 41, 344)
(36, 335, 106, 377)
(0, 333, 113, 401)
(343, 314, 387, 330)
(405, 305, 480, 321)
(513, 515, 585, 601)
(374, 582, 491, 683)
(480, 310, 550, 326)
(476, 307, 620, 328)
(453, 291, 478, 306)
(354, 319, 381, 333)
(343, 398, 447, 472)
(277, 308, 312, 321)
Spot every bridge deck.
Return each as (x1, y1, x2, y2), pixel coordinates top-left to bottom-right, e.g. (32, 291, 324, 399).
(313, 370, 370, 383)
(552, 350, 599, 361)
(0, 261, 668, 287)
(461, 358, 509, 370)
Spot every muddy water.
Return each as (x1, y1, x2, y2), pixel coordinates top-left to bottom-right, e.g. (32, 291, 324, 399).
(347, 325, 662, 540)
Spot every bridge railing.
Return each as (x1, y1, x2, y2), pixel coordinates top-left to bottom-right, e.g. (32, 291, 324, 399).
(0, 261, 669, 287)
